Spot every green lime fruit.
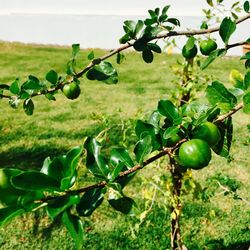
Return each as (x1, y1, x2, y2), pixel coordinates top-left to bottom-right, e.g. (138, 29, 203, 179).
(182, 44, 198, 59)
(165, 133, 182, 147)
(192, 122, 221, 146)
(62, 83, 81, 100)
(178, 139, 212, 169)
(199, 39, 217, 56)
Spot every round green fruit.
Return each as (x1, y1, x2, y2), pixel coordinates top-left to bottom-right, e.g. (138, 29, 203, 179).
(182, 44, 198, 59)
(62, 83, 81, 100)
(165, 133, 182, 147)
(192, 122, 221, 146)
(199, 39, 217, 56)
(178, 139, 212, 169)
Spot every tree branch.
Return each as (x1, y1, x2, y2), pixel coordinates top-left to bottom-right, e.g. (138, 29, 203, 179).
(1, 13, 249, 100)
(214, 102, 243, 123)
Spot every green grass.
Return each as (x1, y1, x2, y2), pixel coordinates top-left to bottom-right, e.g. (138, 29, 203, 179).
(0, 41, 249, 250)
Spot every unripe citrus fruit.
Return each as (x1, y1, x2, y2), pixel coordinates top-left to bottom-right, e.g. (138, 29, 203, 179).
(199, 39, 217, 56)
(192, 122, 221, 146)
(178, 139, 211, 169)
(62, 82, 81, 100)
(182, 44, 198, 59)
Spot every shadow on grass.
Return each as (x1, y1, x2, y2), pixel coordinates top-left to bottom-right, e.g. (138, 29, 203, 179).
(206, 239, 250, 250)
(0, 144, 68, 170)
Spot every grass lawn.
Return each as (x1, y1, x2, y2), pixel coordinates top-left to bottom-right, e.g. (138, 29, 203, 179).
(0, 41, 249, 250)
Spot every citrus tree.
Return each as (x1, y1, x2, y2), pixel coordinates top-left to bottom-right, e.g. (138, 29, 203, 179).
(0, 1, 250, 249)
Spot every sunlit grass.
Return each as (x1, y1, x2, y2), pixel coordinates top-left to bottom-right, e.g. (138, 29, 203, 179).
(0, 41, 249, 249)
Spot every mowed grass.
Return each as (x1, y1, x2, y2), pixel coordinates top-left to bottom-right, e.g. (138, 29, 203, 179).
(0, 41, 249, 250)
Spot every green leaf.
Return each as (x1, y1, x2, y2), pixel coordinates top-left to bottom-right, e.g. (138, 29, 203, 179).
(62, 210, 84, 250)
(23, 98, 34, 116)
(157, 100, 181, 124)
(76, 187, 105, 216)
(87, 51, 94, 60)
(206, 81, 237, 111)
(185, 36, 195, 50)
(110, 148, 134, 169)
(45, 93, 56, 101)
(108, 189, 134, 214)
(72, 44, 80, 58)
(244, 1, 250, 12)
(142, 47, 153, 63)
(86, 61, 118, 84)
(133, 38, 148, 52)
(201, 49, 227, 70)
(134, 135, 153, 163)
(162, 5, 170, 15)
(60, 145, 83, 190)
(163, 126, 180, 140)
(243, 92, 250, 113)
(135, 20, 144, 36)
(219, 17, 236, 44)
(47, 194, 80, 219)
(200, 21, 208, 29)
(116, 53, 125, 64)
(0, 207, 24, 227)
(46, 70, 58, 85)
(244, 71, 250, 90)
(119, 33, 131, 44)
(84, 137, 110, 179)
(9, 79, 20, 95)
(241, 52, 250, 60)
(147, 43, 161, 53)
(148, 110, 161, 133)
(206, 0, 214, 7)
(166, 18, 180, 26)
(22, 76, 41, 91)
(135, 120, 155, 139)
(11, 171, 61, 191)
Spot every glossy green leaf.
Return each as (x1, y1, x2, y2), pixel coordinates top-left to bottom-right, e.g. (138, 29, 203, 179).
(147, 43, 161, 53)
(86, 61, 118, 84)
(45, 93, 56, 101)
(116, 53, 125, 64)
(47, 194, 80, 219)
(142, 47, 153, 63)
(206, 81, 237, 111)
(162, 5, 170, 15)
(157, 100, 181, 124)
(72, 44, 80, 58)
(11, 171, 61, 191)
(84, 137, 110, 179)
(23, 98, 34, 116)
(200, 21, 208, 29)
(206, 0, 214, 7)
(219, 17, 236, 44)
(9, 79, 20, 95)
(135, 20, 144, 36)
(200, 49, 227, 70)
(119, 33, 131, 44)
(0, 207, 24, 227)
(22, 75, 41, 91)
(244, 1, 250, 12)
(110, 148, 134, 169)
(163, 126, 180, 140)
(185, 36, 195, 50)
(148, 110, 161, 133)
(135, 120, 155, 139)
(76, 187, 105, 217)
(134, 135, 153, 163)
(87, 51, 94, 60)
(108, 189, 134, 214)
(46, 70, 58, 85)
(243, 92, 250, 113)
(244, 71, 250, 90)
(62, 210, 84, 250)
(166, 18, 180, 26)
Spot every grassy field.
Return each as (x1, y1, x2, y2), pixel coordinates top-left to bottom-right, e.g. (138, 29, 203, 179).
(0, 41, 249, 250)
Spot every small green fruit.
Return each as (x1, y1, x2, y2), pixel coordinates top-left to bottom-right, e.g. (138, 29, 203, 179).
(178, 139, 212, 169)
(199, 39, 217, 56)
(62, 83, 81, 100)
(192, 122, 221, 146)
(182, 44, 198, 59)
